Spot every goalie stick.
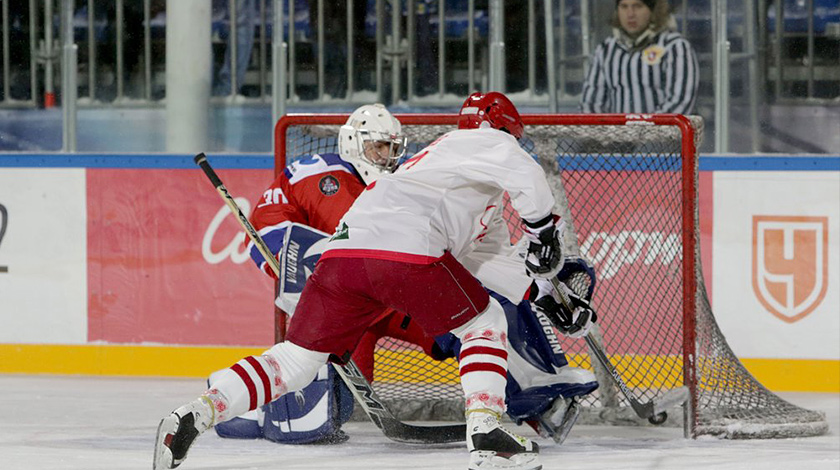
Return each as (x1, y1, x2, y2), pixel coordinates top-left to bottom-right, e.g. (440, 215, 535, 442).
(194, 153, 466, 444)
(548, 277, 689, 425)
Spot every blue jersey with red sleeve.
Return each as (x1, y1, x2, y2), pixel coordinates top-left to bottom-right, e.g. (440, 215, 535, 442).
(248, 153, 365, 277)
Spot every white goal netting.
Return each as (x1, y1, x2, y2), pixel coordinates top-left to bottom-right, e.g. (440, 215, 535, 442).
(274, 113, 828, 439)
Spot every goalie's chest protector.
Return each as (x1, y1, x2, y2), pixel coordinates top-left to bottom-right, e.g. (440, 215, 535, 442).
(324, 129, 555, 263)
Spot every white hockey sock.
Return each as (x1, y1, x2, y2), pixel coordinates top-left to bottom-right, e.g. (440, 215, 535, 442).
(205, 341, 328, 424)
(261, 341, 329, 392)
(452, 297, 508, 413)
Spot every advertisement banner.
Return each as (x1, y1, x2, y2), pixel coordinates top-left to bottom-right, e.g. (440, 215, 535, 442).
(564, 169, 699, 356)
(0, 169, 88, 343)
(87, 168, 275, 346)
(714, 172, 840, 360)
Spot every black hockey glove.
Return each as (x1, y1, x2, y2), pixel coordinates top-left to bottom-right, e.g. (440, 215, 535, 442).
(523, 214, 565, 279)
(529, 278, 597, 339)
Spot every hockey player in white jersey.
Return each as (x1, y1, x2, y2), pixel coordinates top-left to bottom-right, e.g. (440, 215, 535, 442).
(211, 103, 596, 446)
(154, 92, 598, 470)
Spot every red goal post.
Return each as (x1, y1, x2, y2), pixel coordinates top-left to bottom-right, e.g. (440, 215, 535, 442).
(272, 113, 828, 439)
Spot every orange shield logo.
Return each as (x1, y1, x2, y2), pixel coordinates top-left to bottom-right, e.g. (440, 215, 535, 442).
(752, 215, 829, 323)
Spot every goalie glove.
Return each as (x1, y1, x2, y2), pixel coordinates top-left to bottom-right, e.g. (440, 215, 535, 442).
(523, 214, 565, 279)
(529, 278, 597, 339)
(258, 252, 282, 280)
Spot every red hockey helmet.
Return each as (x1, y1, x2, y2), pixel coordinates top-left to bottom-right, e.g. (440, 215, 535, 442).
(457, 91, 524, 139)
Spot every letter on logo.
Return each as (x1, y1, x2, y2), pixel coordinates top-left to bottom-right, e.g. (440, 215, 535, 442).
(202, 198, 252, 265)
(752, 215, 828, 323)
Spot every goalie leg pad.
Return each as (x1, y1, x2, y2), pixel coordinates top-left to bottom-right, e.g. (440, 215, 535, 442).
(503, 292, 598, 423)
(213, 409, 264, 440)
(211, 353, 353, 445)
(261, 364, 353, 444)
(503, 292, 570, 376)
(505, 367, 598, 424)
(432, 291, 571, 370)
(433, 291, 597, 424)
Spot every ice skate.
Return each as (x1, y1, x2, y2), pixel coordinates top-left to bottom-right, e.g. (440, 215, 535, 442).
(467, 409, 542, 470)
(153, 397, 214, 470)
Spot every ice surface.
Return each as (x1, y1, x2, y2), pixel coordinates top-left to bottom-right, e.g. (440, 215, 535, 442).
(2, 375, 837, 470)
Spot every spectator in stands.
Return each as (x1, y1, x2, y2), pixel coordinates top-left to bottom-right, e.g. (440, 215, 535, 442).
(580, 0, 699, 114)
(1, 3, 32, 101)
(308, 1, 370, 98)
(414, 0, 438, 96)
(96, 0, 165, 100)
(213, 0, 257, 96)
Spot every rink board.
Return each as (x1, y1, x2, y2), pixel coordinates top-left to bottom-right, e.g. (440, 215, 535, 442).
(0, 153, 838, 392)
(85, 168, 275, 346)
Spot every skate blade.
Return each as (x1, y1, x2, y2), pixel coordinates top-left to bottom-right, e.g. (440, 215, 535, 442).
(550, 401, 581, 445)
(153, 415, 179, 470)
(468, 450, 542, 470)
(536, 398, 580, 444)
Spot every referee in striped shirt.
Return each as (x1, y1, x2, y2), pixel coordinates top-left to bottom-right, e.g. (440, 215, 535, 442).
(580, 0, 699, 114)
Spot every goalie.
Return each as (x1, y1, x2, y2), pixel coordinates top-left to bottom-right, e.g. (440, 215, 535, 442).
(214, 102, 597, 445)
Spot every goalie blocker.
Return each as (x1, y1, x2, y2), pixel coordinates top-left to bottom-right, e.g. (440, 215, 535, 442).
(213, 224, 598, 444)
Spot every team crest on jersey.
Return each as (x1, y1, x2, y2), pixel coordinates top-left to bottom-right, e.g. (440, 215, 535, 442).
(331, 222, 349, 241)
(642, 45, 665, 65)
(318, 175, 340, 196)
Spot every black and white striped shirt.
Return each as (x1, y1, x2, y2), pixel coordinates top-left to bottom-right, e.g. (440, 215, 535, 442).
(580, 30, 699, 114)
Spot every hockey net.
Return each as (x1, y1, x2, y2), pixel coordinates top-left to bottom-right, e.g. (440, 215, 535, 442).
(273, 113, 828, 439)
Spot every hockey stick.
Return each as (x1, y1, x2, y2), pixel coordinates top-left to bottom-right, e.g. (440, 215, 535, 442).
(194, 153, 466, 444)
(548, 277, 688, 425)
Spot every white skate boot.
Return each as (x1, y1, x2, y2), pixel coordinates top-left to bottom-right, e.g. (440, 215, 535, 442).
(467, 409, 542, 470)
(153, 397, 214, 469)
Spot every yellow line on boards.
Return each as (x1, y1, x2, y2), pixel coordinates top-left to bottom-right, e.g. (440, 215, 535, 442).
(739, 358, 840, 393)
(372, 349, 839, 392)
(0, 344, 265, 378)
(0, 344, 836, 393)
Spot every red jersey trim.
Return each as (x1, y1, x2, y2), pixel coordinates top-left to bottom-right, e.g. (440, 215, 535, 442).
(320, 248, 441, 265)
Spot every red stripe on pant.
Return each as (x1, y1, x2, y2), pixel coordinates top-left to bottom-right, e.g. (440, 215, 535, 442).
(245, 356, 273, 405)
(459, 362, 507, 378)
(231, 363, 258, 411)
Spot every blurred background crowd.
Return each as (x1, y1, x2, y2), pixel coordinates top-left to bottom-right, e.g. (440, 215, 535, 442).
(0, 0, 837, 154)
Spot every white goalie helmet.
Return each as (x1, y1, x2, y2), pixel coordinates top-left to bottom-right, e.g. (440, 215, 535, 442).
(338, 104, 407, 184)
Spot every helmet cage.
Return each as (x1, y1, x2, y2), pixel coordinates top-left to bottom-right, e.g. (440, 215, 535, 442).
(354, 128, 407, 174)
(338, 103, 405, 184)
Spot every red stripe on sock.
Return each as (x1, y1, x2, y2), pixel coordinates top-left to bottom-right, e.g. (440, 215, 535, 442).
(231, 363, 257, 410)
(460, 345, 508, 361)
(245, 356, 273, 405)
(459, 362, 507, 378)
